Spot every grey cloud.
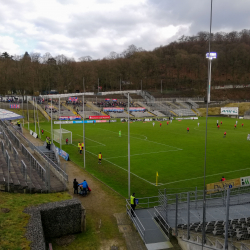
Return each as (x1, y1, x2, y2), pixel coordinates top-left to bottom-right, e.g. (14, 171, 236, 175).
(1, 0, 250, 59)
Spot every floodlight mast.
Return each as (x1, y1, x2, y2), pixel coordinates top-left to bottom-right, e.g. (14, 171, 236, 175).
(59, 97, 61, 150)
(128, 93, 130, 198)
(202, 0, 213, 248)
(83, 77, 85, 169)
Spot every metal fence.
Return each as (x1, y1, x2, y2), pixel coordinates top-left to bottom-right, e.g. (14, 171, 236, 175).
(1, 120, 68, 182)
(21, 160, 27, 181)
(157, 186, 250, 250)
(21, 143, 46, 182)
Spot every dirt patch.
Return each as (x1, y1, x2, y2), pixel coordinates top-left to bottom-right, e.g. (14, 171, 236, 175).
(1, 208, 10, 213)
(55, 235, 76, 246)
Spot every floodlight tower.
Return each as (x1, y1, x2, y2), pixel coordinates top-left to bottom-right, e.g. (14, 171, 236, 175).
(206, 52, 216, 103)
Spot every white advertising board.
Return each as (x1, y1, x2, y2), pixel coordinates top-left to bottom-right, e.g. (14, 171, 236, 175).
(241, 176, 250, 186)
(33, 132, 38, 138)
(221, 107, 238, 115)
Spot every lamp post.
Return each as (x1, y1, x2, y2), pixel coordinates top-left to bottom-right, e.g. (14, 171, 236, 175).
(202, 0, 214, 248)
(128, 93, 130, 198)
(83, 77, 85, 168)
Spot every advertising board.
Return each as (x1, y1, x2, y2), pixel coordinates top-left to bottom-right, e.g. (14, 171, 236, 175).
(206, 178, 241, 193)
(10, 104, 20, 109)
(89, 115, 110, 119)
(221, 107, 238, 115)
(103, 107, 124, 112)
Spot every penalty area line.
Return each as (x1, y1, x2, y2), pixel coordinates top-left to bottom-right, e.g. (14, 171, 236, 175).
(98, 128, 182, 150)
(76, 133, 106, 146)
(105, 149, 182, 160)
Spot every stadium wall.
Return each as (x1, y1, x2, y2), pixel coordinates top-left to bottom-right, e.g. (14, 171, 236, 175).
(25, 199, 85, 250)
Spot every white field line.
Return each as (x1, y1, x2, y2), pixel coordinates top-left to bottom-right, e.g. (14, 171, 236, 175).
(71, 143, 155, 185)
(157, 167, 250, 186)
(105, 149, 182, 160)
(75, 133, 106, 146)
(98, 128, 182, 150)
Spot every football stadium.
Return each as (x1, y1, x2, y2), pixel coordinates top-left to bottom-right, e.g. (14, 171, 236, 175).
(1, 91, 250, 250)
(2, 1, 250, 249)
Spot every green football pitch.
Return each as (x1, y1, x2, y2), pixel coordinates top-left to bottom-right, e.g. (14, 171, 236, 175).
(27, 117, 250, 198)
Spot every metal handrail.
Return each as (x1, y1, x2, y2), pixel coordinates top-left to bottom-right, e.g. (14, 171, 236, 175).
(126, 199, 145, 240)
(3, 120, 68, 181)
(154, 206, 171, 237)
(21, 143, 46, 182)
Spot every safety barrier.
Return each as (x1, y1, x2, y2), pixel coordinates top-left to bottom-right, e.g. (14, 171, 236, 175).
(1, 120, 67, 182)
(126, 199, 145, 241)
(21, 160, 27, 181)
(21, 143, 46, 182)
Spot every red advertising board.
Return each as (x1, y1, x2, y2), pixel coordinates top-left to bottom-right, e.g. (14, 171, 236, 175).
(89, 115, 110, 120)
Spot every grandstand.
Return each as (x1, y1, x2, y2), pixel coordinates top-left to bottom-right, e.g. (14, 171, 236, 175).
(128, 186, 250, 249)
(0, 120, 66, 193)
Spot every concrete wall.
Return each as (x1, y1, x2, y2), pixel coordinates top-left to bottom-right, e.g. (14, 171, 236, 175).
(25, 199, 85, 250)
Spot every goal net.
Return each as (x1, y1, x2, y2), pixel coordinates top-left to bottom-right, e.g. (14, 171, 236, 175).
(53, 129, 72, 145)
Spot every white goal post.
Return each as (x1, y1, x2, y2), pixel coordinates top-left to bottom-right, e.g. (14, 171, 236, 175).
(53, 129, 72, 145)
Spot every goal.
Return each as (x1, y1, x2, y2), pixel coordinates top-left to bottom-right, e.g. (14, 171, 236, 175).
(53, 129, 72, 145)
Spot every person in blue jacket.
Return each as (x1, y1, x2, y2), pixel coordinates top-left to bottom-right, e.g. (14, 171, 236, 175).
(78, 180, 88, 196)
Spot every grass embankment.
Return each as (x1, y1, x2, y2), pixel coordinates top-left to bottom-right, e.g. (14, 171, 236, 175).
(198, 102, 250, 116)
(0, 192, 71, 250)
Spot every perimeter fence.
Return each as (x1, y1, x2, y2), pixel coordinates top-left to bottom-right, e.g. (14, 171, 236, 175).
(156, 186, 250, 250)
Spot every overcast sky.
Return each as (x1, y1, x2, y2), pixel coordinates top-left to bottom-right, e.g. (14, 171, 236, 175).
(0, 0, 249, 60)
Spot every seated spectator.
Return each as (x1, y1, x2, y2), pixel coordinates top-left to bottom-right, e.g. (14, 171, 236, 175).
(78, 180, 89, 196)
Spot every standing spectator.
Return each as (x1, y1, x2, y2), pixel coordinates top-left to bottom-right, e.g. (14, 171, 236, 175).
(47, 137, 51, 150)
(73, 178, 78, 194)
(98, 152, 102, 164)
(187, 127, 189, 133)
(130, 193, 136, 217)
(66, 138, 68, 145)
(78, 142, 81, 154)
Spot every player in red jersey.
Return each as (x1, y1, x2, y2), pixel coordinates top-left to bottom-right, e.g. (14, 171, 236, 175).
(187, 127, 189, 133)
